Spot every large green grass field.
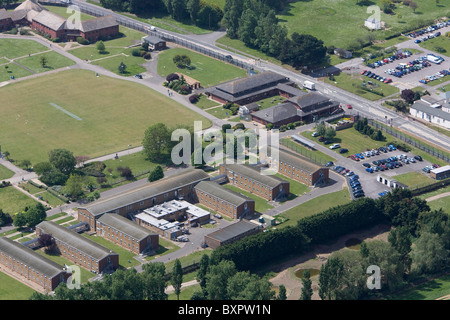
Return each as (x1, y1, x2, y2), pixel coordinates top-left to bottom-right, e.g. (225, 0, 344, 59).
(0, 69, 211, 165)
(157, 47, 248, 88)
(420, 35, 450, 57)
(0, 39, 48, 59)
(0, 186, 37, 214)
(277, 0, 449, 49)
(0, 271, 36, 300)
(277, 188, 351, 228)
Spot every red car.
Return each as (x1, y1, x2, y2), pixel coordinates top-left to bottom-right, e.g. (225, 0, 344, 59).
(347, 104, 352, 109)
(360, 70, 367, 75)
(384, 78, 392, 84)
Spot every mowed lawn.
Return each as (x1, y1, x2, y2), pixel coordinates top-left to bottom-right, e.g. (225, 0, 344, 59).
(0, 69, 211, 165)
(0, 164, 14, 180)
(0, 271, 36, 300)
(0, 39, 49, 59)
(393, 171, 436, 189)
(157, 48, 247, 87)
(277, 0, 449, 49)
(0, 186, 37, 214)
(15, 51, 75, 73)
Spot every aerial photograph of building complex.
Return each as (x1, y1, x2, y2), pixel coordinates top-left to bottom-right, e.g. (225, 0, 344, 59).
(0, 0, 449, 309)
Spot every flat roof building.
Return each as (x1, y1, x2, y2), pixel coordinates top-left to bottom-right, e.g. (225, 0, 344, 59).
(430, 165, 450, 180)
(204, 220, 261, 249)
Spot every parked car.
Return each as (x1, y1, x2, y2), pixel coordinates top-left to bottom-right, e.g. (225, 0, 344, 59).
(330, 143, 340, 149)
(339, 148, 348, 154)
(366, 168, 374, 173)
(362, 163, 371, 168)
(414, 155, 423, 161)
(325, 161, 334, 167)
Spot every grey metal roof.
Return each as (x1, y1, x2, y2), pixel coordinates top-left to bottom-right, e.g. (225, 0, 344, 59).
(32, 10, 66, 31)
(81, 169, 210, 216)
(195, 181, 254, 207)
(251, 102, 298, 124)
(206, 220, 260, 242)
(288, 92, 330, 108)
(221, 163, 288, 188)
(142, 35, 165, 44)
(411, 101, 450, 121)
(276, 83, 307, 97)
(212, 71, 289, 97)
(0, 9, 10, 20)
(97, 213, 157, 241)
(0, 236, 65, 278)
(80, 15, 118, 33)
(36, 221, 117, 261)
(278, 148, 322, 173)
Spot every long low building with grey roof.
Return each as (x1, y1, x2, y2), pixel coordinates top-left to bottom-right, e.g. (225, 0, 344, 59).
(96, 213, 159, 255)
(194, 180, 255, 219)
(36, 221, 119, 274)
(204, 220, 261, 249)
(0, 236, 69, 292)
(77, 169, 210, 231)
(219, 164, 289, 201)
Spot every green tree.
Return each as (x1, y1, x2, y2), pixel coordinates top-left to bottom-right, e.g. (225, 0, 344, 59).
(48, 149, 76, 175)
(186, 0, 200, 22)
(142, 262, 168, 300)
(388, 226, 412, 276)
(25, 203, 47, 228)
(96, 40, 106, 53)
(40, 56, 48, 68)
(315, 122, 326, 137)
(277, 285, 287, 300)
(142, 123, 172, 163)
(300, 270, 313, 300)
(13, 211, 27, 229)
(206, 260, 237, 300)
(64, 174, 84, 199)
(324, 126, 336, 140)
(148, 165, 164, 182)
(118, 61, 127, 74)
(33, 162, 53, 175)
(196, 254, 210, 290)
(171, 259, 183, 300)
(411, 232, 450, 275)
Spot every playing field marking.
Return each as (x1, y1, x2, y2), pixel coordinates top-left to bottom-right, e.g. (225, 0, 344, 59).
(49, 103, 82, 121)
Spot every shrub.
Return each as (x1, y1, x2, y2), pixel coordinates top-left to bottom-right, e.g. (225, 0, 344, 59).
(76, 37, 89, 45)
(166, 73, 179, 83)
(117, 166, 133, 180)
(143, 53, 151, 60)
(132, 48, 140, 57)
(189, 94, 199, 103)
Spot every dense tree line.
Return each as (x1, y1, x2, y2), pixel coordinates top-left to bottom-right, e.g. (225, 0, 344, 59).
(222, 0, 327, 69)
(99, 0, 223, 29)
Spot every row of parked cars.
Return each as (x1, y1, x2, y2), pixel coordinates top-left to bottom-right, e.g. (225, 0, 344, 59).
(349, 145, 398, 162)
(365, 51, 412, 69)
(419, 69, 450, 84)
(422, 163, 441, 173)
(406, 22, 449, 39)
(413, 31, 441, 44)
(361, 70, 392, 83)
(348, 175, 364, 198)
(362, 154, 423, 173)
(384, 56, 433, 77)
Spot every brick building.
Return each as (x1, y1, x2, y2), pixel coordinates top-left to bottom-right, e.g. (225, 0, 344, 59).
(219, 164, 289, 201)
(96, 213, 159, 255)
(79, 15, 119, 42)
(261, 148, 329, 187)
(77, 169, 210, 231)
(0, 237, 69, 293)
(204, 220, 262, 249)
(36, 221, 119, 274)
(194, 180, 255, 219)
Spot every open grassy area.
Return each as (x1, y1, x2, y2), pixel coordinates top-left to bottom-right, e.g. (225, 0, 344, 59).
(385, 274, 450, 300)
(81, 233, 141, 268)
(0, 164, 14, 180)
(15, 51, 75, 73)
(0, 62, 33, 81)
(394, 171, 436, 189)
(277, 0, 448, 49)
(0, 271, 36, 300)
(427, 195, 450, 213)
(91, 49, 147, 76)
(324, 72, 399, 101)
(277, 188, 351, 229)
(274, 173, 310, 196)
(192, 94, 221, 110)
(0, 38, 48, 59)
(0, 186, 37, 214)
(0, 69, 211, 165)
(419, 36, 450, 57)
(205, 106, 232, 119)
(281, 137, 336, 166)
(157, 47, 247, 88)
(224, 184, 274, 213)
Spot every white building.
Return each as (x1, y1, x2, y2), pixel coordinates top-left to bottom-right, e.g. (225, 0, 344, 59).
(365, 18, 381, 30)
(410, 101, 450, 129)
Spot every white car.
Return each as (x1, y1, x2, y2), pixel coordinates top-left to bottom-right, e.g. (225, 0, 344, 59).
(330, 143, 340, 149)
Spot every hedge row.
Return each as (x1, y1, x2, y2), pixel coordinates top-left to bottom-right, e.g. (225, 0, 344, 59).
(211, 198, 387, 270)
